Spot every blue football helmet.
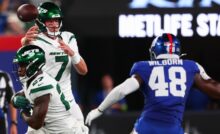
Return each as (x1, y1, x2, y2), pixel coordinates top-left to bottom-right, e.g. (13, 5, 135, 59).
(149, 33, 181, 60)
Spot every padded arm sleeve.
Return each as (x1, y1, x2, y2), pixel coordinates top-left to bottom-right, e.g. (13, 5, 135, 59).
(98, 77, 140, 111)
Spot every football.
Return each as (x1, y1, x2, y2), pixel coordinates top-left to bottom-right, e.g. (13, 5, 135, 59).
(17, 4, 38, 22)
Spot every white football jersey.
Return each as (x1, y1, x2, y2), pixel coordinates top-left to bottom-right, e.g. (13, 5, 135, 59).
(23, 72, 76, 133)
(31, 31, 79, 101)
(30, 31, 84, 121)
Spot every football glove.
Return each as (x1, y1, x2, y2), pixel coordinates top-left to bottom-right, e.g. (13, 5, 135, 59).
(73, 123, 89, 134)
(85, 108, 103, 126)
(12, 95, 31, 109)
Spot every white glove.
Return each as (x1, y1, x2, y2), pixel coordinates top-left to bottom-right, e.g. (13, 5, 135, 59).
(70, 119, 89, 134)
(85, 108, 103, 126)
(74, 124, 89, 134)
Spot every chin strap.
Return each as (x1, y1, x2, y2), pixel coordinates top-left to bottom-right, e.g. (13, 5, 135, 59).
(46, 21, 62, 37)
(46, 30, 61, 37)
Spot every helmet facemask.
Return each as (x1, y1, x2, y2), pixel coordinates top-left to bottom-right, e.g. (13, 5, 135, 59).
(149, 49, 157, 60)
(45, 19, 62, 37)
(12, 62, 28, 84)
(149, 36, 159, 60)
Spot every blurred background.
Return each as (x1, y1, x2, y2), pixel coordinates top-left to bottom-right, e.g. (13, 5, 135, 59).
(1, 0, 220, 134)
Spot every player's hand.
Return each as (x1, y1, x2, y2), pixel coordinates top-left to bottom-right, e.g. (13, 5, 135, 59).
(20, 107, 31, 118)
(12, 95, 30, 109)
(85, 108, 103, 126)
(58, 38, 75, 56)
(74, 123, 89, 134)
(80, 125, 89, 134)
(21, 25, 39, 46)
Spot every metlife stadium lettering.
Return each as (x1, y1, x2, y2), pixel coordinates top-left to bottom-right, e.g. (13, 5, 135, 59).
(118, 0, 220, 38)
(119, 13, 220, 38)
(129, 0, 220, 8)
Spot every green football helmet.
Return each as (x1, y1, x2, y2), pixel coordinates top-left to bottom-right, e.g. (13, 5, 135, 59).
(13, 45, 45, 82)
(36, 2, 63, 36)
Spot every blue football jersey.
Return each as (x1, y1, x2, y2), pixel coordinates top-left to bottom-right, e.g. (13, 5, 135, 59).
(130, 59, 201, 133)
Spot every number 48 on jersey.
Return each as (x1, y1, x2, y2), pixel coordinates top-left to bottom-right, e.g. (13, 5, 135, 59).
(148, 66, 187, 97)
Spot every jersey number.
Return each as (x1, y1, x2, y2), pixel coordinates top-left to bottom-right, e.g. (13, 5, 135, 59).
(148, 66, 186, 97)
(55, 56, 68, 81)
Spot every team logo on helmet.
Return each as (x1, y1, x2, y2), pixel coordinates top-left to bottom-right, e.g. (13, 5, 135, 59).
(38, 7, 48, 14)
(21, 49, 40, 57)
(164, 42, 176, 53)
(149, 33, 181, 60)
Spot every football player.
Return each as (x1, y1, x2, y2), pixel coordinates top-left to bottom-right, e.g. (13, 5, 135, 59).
(12, 45, 88, 134)
(85, 33, 220, 134)
(19, 2, 87, 125)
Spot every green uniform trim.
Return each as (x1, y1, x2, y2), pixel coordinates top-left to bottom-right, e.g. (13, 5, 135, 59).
(68, 35, 75, 44)
(37, 37, 53, 45)
(56, 84, 70, 110)
(30, 85, 53, 94)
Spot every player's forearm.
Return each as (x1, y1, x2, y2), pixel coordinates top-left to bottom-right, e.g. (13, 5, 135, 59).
(73, 58, 88, 75)
(9, 103, 17, 123)
(98, 77, 140, 111)
(0, 0, 9, 12)
(21, 112, 33, 127)
(203, 79, 220, 99)
(22, 112, 43, 129)
(21, 106, 45, 130)
(24, 94, 49, 129)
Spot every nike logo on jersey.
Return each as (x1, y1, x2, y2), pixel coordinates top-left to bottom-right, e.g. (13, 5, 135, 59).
(37, 83, 44, 87)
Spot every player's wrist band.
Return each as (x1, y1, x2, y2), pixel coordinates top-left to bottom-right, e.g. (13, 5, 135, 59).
(11, 120, 18, 126)
(71, 53, 81, 64)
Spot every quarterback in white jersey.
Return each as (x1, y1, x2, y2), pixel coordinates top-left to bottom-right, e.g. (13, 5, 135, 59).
(12, 45, 88, 134)
(32, 30, 79, 101)
(21, 2, 88, 122)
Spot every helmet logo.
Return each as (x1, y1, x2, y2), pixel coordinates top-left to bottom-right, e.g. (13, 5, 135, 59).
(164, 42, 176, 53)
(52, 14, 61, 18)
(22, 49, 40, 57)
(38, 7, 48, 14)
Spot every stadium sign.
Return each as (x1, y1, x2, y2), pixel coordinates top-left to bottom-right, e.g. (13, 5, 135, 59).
(129, 0, 220, 8)
(119, 0, 220, 38)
